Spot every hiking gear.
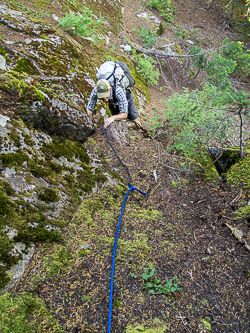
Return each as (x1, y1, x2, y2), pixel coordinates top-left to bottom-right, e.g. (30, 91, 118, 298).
(131, 120, 150, 137)
(109, 88, 138, 121)
(108, 85, 128, 116)
(96, 61, 135, 89)
(96, 79, 111, 98)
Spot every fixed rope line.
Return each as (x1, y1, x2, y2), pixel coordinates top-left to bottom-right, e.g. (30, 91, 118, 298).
(102, 126, 147, 333)
(103, 125, 131, 186)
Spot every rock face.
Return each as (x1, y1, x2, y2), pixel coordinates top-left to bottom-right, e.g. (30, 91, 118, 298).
(0, 0, 149, 292)
(0, 55, 7, 73)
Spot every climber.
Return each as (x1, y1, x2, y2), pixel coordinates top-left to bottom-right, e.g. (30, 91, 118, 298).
(86, 79, 144, 130)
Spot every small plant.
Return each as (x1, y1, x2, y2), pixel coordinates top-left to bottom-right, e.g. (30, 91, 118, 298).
(130, 272, 137, 278)
(132, 52, 160, 85)
(58, 7, 103, 43)
(66, 0, 77, 7)
(142, 268, 180, 296)
(173, 27, 191, 39)
(139, 26, 157, 48)
(146, 0, 175, 22)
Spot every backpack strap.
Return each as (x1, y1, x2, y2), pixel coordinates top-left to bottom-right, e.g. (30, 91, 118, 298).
(106, 63, 117, 82)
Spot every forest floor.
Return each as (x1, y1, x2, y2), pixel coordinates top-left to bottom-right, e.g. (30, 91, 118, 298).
(3, 0, 250, 332)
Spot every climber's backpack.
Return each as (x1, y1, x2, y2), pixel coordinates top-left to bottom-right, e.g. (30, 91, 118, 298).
(96, 61, 135, 90)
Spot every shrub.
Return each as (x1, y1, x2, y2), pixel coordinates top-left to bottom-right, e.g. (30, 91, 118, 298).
(139, 26, 157, 48)
(58, 7, 103, 43)
(146, 0, 175, 22)
(132, 53, 160, 85)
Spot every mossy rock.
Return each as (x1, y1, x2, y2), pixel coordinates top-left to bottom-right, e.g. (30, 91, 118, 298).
(0, 150, 29, 168)
(195, 149, 219, 180)
(38, 188, 60, 202)
(13, 58, 40, 75)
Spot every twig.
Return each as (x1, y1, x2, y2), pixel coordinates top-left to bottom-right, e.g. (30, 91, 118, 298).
(152, 158, 180, 171)
(223, 216, 236, 221)
(228, 190, 242, 205)
(189, 151, 223, 174)
(147, 182, 161, 199)
(238, 106, 244, 160)
(178, 313, 192, 333)
(155, 56, 173, 92)
(187, 67, 201, 84)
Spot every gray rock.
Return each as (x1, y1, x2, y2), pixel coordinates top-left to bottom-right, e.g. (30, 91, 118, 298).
(0, 55, 7, 73)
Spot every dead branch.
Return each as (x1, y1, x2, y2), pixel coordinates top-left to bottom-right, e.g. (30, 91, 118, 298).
(155, 56, 173, 92)
(238, 106, 244, 160)
(225, 223, 250, 252)
(133, 43, 215, 59)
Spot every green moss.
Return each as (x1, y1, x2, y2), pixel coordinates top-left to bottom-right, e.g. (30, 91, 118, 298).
(157, 22, 163, 35)
(100, 233, 150, 262)
(227, 154, 250, 219)
(16, 225, 62, 243)
(0, 292, 64, 332)
(0, 71, 45, 104)
(0, 47, 6, 56)
(23, 137, 35, 147)
(0, 230, 19, 268)
(13, 57, 40, 75)
(227, 154, 250, 188)
(108, 170, 124, 183)
(8, 127, 21, 147)
(195, 149, 220, 180)
(0, 266, 10, 289)
(29, 159, 49, 178)
(0, 150, 29, 168)
(44, 245, 71, 277)
(42, 137, 90, 163)
(76, 169, 96, 193)
(49, 161, 63, 173)
(38, 188, 60, 202)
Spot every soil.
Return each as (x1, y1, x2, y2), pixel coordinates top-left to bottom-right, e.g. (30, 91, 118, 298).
(1, 0, 250, 332)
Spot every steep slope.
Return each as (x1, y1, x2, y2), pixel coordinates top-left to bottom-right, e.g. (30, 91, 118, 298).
(0, 0, 250, 332)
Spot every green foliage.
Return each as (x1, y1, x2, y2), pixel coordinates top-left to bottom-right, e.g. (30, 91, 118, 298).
(222, 38, 250, 76)
(58, 7, 103, 43)
(0, 266, 10, 289)
(221, 0, 250, 40)
(149, 83, 239, 156)
(139, 26, 157, 48)
(149, 39, 250, 156)
(173, 26, 191, 39)
(0, 292, 63, 332)
(146, 0, 175, 22)
(206, 53, 235, 90)
(142, 268, 180, 296)
(191, 39, 250, 91)
(132, 52, 160, 85)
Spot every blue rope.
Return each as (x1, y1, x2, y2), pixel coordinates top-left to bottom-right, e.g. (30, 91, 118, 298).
(107, 184, 147, 333)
